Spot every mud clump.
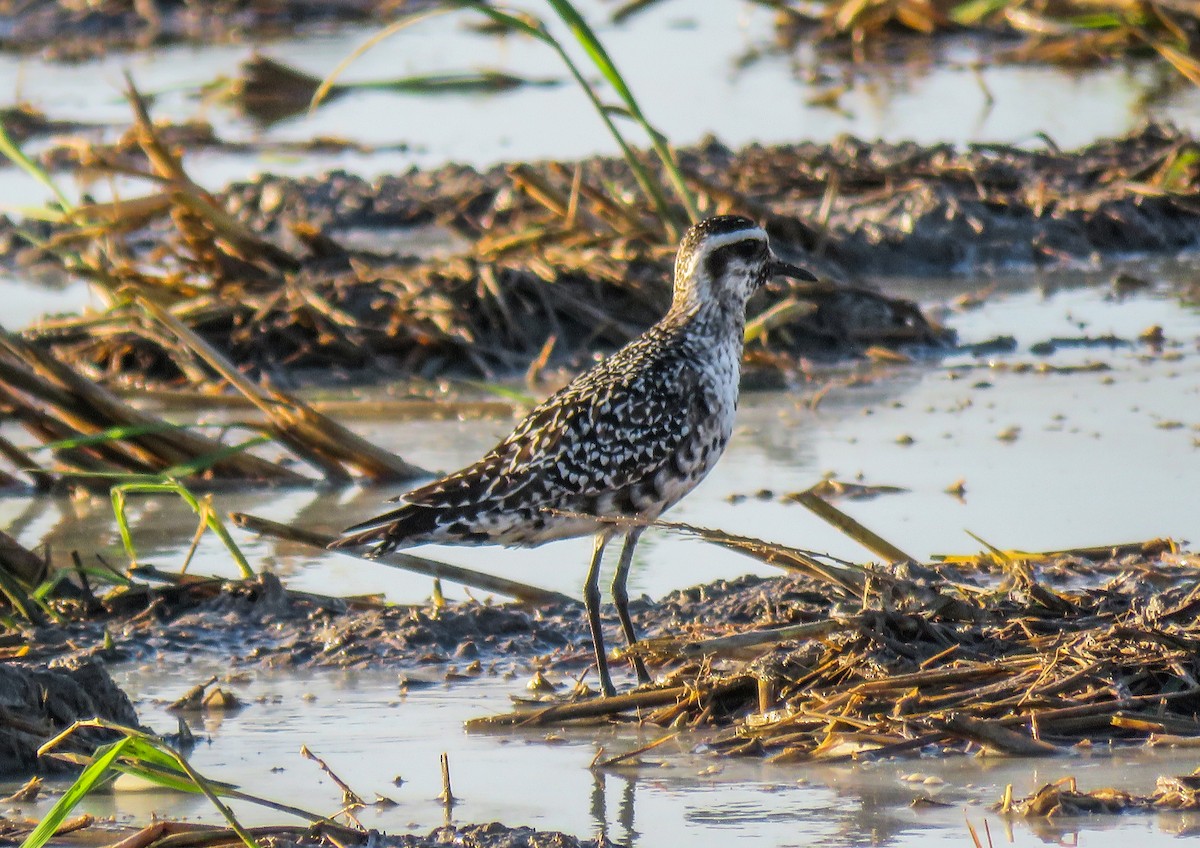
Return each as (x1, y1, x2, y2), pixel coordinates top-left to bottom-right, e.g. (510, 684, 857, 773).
(0, 1, 402, 60)
(0, 658, 140, 776)
(23, 573, 594, 671)
(16, 124, 1200, 387)
(267, 823, 611, 848)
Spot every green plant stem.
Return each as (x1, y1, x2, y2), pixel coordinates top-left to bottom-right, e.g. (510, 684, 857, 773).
(111, 479, 254, 578)
(543, 0, 699, 227)
(542, 31, 682, 238)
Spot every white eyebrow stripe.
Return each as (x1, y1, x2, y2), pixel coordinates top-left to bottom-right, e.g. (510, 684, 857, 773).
(703, 227, 768, 251)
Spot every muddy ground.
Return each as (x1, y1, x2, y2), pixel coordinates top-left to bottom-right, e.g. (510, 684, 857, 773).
(0, 1, 406, 60)
(7, 122, 1197, 276)
(5, 123, 1198, 386)
(7, 536, 1193, 677)
(11, 539, 1194, 716)
(0, 659, 140, 775)
(265, 824, 612, 848)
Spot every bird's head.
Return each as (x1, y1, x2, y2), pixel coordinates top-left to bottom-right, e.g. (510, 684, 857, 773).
(671, 215, 814, 318)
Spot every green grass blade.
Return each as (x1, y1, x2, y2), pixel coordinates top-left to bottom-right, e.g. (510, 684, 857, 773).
(118, 735, 197, 776)
(45, 727, 259, 848)
(426, 1, 682, 234)
(31, 571, 71, 601)
(320, 1, 689, 236)
(110, 479, 255, 579)
(32, 564, 131, 601)
(159, 435, 273, 478)
(0, 567, 38, 622)
(110, 760, 215, 794)
(112, 737, 241, 795)
(453, 1, 547, 39)
(544, 0, 635, 109)
(1069, 12, 1127, 29)
(458, 379, 537, 405)
(19, 737, 131, 848)
(32, 423, 186, 453)
(543, 0, 698, 225)
(949, 0, 1008, 25)
(112, 483, 152, 566)
(0, 121, 74, 215)
(351, 70, 557, 94)
(39, 720, 326, 832)
(543, 36, 678, 233)
(0, 204, 68, 222)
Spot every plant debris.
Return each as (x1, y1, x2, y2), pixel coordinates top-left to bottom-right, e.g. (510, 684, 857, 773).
(0, 319, 425, 490)
(11, 114, 1200, 387)
(766, 0, 1200, 89)
(998, 773, 1200, 817)
(15, 513, 1200, 772)
(470, 535, 1200, 765)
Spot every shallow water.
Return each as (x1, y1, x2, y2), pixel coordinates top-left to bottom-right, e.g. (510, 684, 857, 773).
(9, 664, 1200, 847)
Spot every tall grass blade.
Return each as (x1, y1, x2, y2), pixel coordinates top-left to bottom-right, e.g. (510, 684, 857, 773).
(38, 720, 345, 832)
(0, 567, 39, 623)
(36, 726, 262, 848)
(160, 436, 273, 478)
(543, 0, 699, 225)
(32, 423, 187, 453)
(0, 121, 74, 215)
(318, 1, 690, 239)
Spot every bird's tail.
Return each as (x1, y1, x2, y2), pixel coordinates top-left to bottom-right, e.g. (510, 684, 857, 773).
(327, 503, 440, 556)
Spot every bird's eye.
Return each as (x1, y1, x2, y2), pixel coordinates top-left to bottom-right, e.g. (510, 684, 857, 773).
(726, 240, 765, 262)
(703, 238, 768, 282)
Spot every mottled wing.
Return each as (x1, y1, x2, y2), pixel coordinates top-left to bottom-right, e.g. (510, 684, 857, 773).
(399, 398, 571, 508)
(403, 339, 702, 512)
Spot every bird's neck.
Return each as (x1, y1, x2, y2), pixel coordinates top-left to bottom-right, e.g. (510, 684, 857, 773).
(664, 295, 746, 341)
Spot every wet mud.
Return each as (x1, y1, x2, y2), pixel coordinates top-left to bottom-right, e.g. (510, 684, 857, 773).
(266, 823, 609, 848)
(0, 1, 398, 60)
(9, 123, 1198, 385)
(13, 566, 867, 677)
(18, 572, 593, 671)
(18, 541, 1195, 693)
(0, 658, 139, 775)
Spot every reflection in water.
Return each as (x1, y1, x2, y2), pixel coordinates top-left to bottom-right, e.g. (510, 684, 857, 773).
(1, 2, 1200, 216)
(590, 772, 638, 847)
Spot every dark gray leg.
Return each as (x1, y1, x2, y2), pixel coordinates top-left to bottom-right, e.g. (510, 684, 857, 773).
(585, 532, 616, 697)
(611, 527, 651, 685)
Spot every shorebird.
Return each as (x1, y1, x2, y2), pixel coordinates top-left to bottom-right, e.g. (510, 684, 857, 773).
(330, 216, 815, 696)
